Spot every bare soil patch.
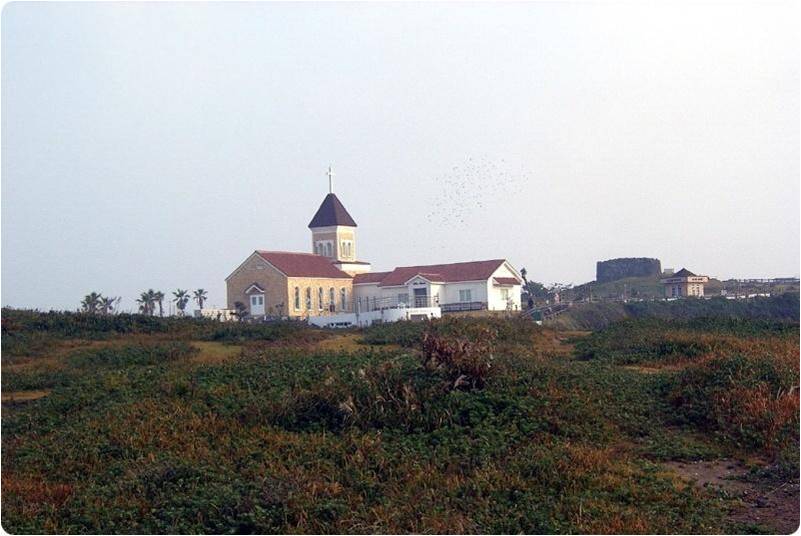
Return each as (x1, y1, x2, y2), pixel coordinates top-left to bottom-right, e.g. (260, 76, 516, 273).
(667, 459, 800, 534)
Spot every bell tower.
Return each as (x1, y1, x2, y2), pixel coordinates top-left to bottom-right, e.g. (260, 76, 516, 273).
(308, 166, 371, 276)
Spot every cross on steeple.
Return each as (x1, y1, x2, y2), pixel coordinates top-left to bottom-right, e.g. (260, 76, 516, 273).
(327, 165, 335, 193)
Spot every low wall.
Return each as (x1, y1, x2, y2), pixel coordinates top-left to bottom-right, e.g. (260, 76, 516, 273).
(308, 306, 441, 328)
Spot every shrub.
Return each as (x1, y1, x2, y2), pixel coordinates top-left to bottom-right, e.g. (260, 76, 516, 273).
(421, 319, 497, 390)
(549, 293, 800, 331)
(70, 342, 197, 368)
(670, 352, 799, 451)
(360, 320, 427, 347)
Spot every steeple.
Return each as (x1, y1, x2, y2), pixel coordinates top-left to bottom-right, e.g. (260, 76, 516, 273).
(308, 193, 357, 228)
(308, 166, 370, 276)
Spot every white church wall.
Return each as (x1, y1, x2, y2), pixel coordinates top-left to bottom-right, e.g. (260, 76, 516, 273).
(486, 283, 521, 310)
(428, 283, 444, 305)
(486, 262, 523, 311)
(439, 281, 488, 306)
(493, 262, 521, 280)
(353, 283, 383, 309)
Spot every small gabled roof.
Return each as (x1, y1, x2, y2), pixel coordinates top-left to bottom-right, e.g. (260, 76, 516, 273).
(255, 251, 352, 279)
(493, 277, 521, 286)
(308, 193, 357, 228)
(673, 268, 696, 277)
(408, 272, 445, 284)
(245, 283, 265, 294)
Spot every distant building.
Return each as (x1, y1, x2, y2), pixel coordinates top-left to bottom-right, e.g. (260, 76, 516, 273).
(596, 257, 661, 283)
(660, 268, 709, 298)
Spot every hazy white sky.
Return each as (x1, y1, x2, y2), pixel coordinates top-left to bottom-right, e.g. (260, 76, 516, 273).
(2, 2, 799, 312)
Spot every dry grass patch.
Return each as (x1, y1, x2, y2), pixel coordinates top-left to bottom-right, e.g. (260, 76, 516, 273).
(2, 390, 50, 403)
(2, 473, 73, 516)
(313, 332, 372, 353)
(188, 341, 242, 364)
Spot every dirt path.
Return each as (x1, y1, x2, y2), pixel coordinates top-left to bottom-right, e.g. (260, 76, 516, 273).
(667, 459, 799, 533)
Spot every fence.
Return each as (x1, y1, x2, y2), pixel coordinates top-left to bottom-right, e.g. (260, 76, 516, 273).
(356, 295, 489, 313)
(357, 295, 440, 312)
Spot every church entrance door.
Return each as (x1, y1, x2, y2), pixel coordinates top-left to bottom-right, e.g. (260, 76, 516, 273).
(250, 294, 265, 316)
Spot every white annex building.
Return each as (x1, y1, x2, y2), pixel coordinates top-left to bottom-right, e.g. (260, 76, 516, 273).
(225, 168, 522, 326)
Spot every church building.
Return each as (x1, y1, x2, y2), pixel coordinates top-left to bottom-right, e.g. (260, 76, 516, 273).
(225, 170, 522, 321)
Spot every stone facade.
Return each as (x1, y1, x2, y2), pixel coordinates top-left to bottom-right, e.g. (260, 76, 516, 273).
(311, 225, 357, 262)
(226, 253, 290, 316)
(226, 253, 355, 319)
(285, 277, 354, 319)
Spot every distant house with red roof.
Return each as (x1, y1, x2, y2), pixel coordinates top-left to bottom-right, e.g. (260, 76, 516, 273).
(225, 170, 521, 321)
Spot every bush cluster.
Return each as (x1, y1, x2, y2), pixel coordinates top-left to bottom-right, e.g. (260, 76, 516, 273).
(1, 308, 317, 354)
(670, 352, 799, 451)
(550, 293, 800, 330)
(421, 319, 497, 390)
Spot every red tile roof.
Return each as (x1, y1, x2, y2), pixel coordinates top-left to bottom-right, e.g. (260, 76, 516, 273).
(356, 259, 508, 287)
(493, 277, 521, 286)
(255, 251, 352, 279)
(352, 272, 391, 284)
(308, 193, 357, 228)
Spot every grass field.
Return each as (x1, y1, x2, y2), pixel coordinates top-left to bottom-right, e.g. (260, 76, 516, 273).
(2, 308, 798, 533)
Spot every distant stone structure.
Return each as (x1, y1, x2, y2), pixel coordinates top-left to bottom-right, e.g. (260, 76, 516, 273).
(596, 257, 662, 283)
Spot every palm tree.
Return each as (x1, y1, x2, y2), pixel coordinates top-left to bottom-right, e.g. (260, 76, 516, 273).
(99, 296, 120, 315)
(173, 289, 190, 316)
(193, 289, 208, 311)
(153, 290, 165, 317)
(136, 291, 152, 315)
(80, 292, 102, 314)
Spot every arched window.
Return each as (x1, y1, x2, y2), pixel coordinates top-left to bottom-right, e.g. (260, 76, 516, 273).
(340, 288, 347, 310)
(305, 287, 311, 309)
(329, 288, 335, 311)
(325, 243, 332, 257)
(314, 243, 320, 255)
(294, 287, 300, 310)
(318, 287, 324, 310)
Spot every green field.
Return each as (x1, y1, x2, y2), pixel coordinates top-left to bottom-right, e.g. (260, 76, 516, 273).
(2, 306, 798, 533)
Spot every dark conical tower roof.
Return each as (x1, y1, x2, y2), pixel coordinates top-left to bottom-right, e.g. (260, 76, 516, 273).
(308, 193, 357, 228)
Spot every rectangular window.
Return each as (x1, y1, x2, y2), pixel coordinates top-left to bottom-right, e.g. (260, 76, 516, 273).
(459, 289, 472, 302)
(398, 293, 409, 305)
(500, 288, 509, 301)
(294, 287, 300, 310)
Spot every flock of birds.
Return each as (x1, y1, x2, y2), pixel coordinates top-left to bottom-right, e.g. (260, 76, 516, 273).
(424, 155, 532, 227)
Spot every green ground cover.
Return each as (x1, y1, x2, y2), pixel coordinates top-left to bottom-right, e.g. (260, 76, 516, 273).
(1, 309, 797, 533)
